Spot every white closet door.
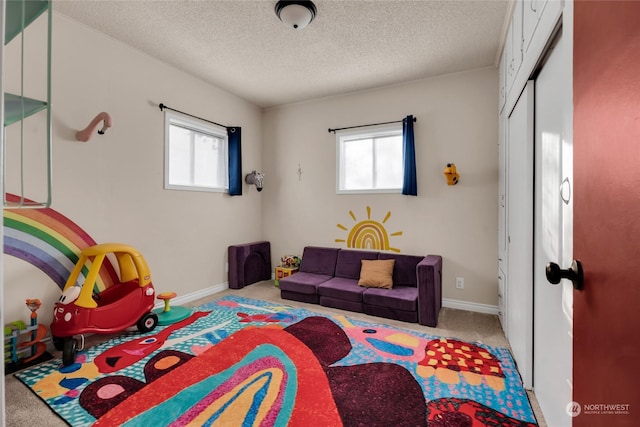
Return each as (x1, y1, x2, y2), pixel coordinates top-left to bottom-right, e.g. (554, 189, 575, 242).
(506, 81, 534, 389)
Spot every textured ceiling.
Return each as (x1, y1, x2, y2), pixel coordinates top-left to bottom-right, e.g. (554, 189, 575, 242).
(54, 0, 510, 109)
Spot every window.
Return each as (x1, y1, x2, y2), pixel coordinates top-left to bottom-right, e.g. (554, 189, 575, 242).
(336, 124, 403, 194)
(164, 111, 228, 192)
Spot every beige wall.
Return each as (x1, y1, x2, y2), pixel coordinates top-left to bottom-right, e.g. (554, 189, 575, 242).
(3, 13, 500, 330)
(3, 14, 263, 327)
(262, 68, 499, 306)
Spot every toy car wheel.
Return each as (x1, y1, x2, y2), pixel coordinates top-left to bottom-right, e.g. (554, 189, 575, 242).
(137, 312, 158, 333)
(52, 335, 64, 351)
(62, 338, 78, 366)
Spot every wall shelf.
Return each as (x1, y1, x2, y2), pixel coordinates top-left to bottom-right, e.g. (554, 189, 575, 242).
(2, 0, 52, 209)
(4, 0, 48, 45)
(3, 93, 48, 127)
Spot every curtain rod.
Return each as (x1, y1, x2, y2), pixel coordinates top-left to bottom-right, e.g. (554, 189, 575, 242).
(159, 103, 232, 130)
(328, 116, 416, 133)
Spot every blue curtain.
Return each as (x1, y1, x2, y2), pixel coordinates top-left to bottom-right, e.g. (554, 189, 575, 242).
(402, 115, 417, 196)
(228, 127, 242, 196)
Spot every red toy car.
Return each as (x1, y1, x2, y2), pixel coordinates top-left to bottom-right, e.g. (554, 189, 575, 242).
(50, 243, 158, 366)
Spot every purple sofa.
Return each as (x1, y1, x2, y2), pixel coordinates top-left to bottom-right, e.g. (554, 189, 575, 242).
(279, 246, 443, 327)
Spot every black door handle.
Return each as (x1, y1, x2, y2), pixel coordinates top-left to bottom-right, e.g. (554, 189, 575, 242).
(545, 260, 584, 290)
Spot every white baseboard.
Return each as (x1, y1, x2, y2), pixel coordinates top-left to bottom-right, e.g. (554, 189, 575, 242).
(153, 285, 499, 316)
(442, 298, 499, 315)
(153, 282, 229, 309)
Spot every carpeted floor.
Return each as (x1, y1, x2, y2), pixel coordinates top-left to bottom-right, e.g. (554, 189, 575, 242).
(5, 280, 547, 426)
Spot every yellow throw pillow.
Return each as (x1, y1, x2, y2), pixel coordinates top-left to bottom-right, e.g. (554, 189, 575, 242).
(358, 259, 395, 289)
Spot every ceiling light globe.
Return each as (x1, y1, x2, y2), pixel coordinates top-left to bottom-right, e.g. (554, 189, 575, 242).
(275, 1, 317, 30)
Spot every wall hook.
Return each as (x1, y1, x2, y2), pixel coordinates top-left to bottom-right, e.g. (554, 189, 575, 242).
(76, 112, 112, 142)
(245, 170, 265, 192)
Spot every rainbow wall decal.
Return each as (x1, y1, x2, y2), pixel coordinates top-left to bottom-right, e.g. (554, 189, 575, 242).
(3, 194, 118, 290)
(336, 206, 403, 253)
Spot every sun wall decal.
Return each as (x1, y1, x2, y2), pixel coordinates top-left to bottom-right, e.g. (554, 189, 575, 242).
(335, 206, 403, 253)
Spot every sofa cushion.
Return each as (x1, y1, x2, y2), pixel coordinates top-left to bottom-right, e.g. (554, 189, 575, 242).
(281, 290, 319, 305)
(299, 247, 340, 276)
(318, 277, 365, 303)
(335, 250, 379, 279)
(364, 305, 418, 324)
(279, 272, 333, 295)
(378, 253, 424, 287)
(320, 296, 364, 313)
(363, 286, 418, 312)
(358, 259, 395, 289)
(227, 241, 271, 289)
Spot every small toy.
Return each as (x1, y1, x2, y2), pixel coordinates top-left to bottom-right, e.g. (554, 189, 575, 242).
(50, 243, 159, 366)
(153, 292, 191, 326)
(4, 299, 49, 373)
(280, 255, 301, 268)
(444, 163, 460, 185)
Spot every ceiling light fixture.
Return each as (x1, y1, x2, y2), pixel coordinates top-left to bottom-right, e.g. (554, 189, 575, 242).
(275, 1, 317, 30)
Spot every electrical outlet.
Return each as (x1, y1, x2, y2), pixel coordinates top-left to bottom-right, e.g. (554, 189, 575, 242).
(456, 277, 464, 289)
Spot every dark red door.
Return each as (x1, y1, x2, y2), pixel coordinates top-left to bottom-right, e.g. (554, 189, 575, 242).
(573, 1, 640, 425)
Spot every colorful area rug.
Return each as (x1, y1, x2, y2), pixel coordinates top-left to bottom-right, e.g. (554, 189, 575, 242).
(15, 296, 538, 426)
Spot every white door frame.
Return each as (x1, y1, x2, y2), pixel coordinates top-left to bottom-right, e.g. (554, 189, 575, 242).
(532, 13, 574, 427)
